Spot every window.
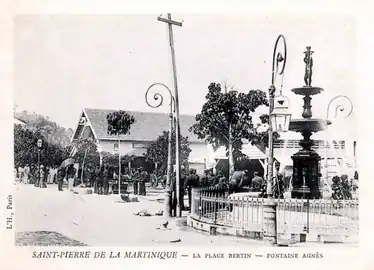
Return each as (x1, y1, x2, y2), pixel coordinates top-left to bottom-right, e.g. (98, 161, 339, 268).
(79, 117, 86, 125)
(113, 143, 119, 152)
(133, 142, 148, 149)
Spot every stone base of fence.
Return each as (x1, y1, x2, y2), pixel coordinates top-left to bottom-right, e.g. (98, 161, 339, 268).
(187, 215, 264, 241)
(187, 215, 352, 245)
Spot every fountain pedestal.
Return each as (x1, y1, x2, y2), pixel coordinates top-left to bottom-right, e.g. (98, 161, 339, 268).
(289, 86, 331, 199)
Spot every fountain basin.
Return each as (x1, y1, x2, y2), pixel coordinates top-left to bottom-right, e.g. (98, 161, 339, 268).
(291, 86, 324, 96)
(289, 119, 331, 133)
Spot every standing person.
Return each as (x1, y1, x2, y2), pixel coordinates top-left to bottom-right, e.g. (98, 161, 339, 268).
(132, 169, 139, 195)
(103, 165, 110, 195)
(18, 165, 24, 183)
(47, 167, 52, 184)
(23, 164, 30, 184)
(54, 166, 58, 183)
(34, 166, 39, 187)
(237, 169, 251, 191)
(37, 165, 44, 188)
(94, 165, 101, 194)
(41, 166, 48, 188)
(171, 166, 186, 212)
(51, 166, 56, 184)
(250, 171, 265, 192)
(66, 164, 76, 192)
(150, 171, 157, 188)
(98, 166, 104, 194)
(139, 168, 149, 196)
(184, 169, 200, 212)
(57, 167, 65, 191)
(138, 168, 144, 195)
(229, 170, 245, 192)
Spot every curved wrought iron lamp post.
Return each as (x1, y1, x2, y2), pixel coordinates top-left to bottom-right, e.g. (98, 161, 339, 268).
(145, 83, 175, 218)
(324, 95, 353, 193)
(37, 139, 42, 188)
(267, 34, 287, 197)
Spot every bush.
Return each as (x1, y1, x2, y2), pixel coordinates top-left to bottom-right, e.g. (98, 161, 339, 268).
(272, 175, 285, 199)
(331, 174, 353, 200)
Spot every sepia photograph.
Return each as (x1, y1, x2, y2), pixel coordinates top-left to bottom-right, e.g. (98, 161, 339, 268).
(12, 13, 358, 248)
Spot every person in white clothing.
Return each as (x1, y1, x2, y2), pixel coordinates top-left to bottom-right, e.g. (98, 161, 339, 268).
(18, 166, 24, 183)
(66, 164, 76, 192)
(23, 164, 30, 184)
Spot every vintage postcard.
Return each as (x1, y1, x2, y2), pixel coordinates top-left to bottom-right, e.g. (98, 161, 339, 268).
(1, 2, 372, 270)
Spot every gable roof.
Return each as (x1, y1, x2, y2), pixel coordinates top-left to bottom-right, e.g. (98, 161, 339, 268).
(81, 108, 203, 143)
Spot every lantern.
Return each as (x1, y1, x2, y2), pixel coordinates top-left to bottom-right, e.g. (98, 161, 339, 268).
(37, 139, 42, 148)
(270, 95, 291, 132)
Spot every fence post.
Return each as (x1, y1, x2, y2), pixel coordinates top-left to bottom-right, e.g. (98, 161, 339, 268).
(214, 194, 217, 224)
(191, 188, 195, 219)
(263, 201, 277, 245)
(199, 191, 202, 219)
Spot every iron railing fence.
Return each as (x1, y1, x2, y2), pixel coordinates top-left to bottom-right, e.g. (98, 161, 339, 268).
(191, 187, 359, 237)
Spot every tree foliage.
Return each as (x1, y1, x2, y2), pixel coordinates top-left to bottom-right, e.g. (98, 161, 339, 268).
(14, 124, 69, 168)
(73, 138, 100, 166)
(331, 174, 353, 200)
(189, 82, 275, 174)
(101, 151, 136, 170)
(15, 111, 73, 147)
(107, 111, 136, 136)
(144, 128, 191, 174)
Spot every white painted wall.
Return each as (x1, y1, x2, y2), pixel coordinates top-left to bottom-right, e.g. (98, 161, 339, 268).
(189, 143, 209, 163)
(96, 140, 211, 165)
(98, 140, 135, 155)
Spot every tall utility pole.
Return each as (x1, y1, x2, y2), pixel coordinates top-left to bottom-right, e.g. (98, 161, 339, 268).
(157, 13, 183, 217)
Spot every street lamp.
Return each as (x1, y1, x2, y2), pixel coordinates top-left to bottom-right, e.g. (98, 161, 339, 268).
(267, 34, 288, 197)
(270, 95, 291, 133)
(37, 139, 42, 187)
(324, 95, 353, 193)
(145, 83, 175, 218)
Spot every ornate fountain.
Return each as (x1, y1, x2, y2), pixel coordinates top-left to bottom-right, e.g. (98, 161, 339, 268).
(289, 46, 331, 199)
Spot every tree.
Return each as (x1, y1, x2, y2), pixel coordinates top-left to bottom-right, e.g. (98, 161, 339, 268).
(189, 82, 272, 177)
(14, 124, 69, 168)
(15, 110, 73, 147)
(106, 110, 136, 193)
(73, 138, 100, 166)
(144, 128, 191, 174)
(101, 151, 135, 171)
(106, 111, 136, 136)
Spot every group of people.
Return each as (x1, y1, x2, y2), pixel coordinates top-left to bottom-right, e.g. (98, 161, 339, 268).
(15, 164, 59, 186)
(198, 168, 266, 192)
(15, 163, 77, 192)
(80, 165, 152, 196)
(154, 166, 267, 213)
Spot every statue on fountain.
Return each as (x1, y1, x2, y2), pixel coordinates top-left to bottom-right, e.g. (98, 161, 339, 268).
(303, 46, 314, 87)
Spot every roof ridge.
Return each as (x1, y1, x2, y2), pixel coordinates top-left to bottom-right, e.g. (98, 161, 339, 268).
(83, 108, 198, 117)
(81, 108, 203, 143)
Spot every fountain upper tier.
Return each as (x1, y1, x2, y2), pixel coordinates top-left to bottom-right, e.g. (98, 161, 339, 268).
(289, 118, 331, 133)
(292, 86, 323, 96)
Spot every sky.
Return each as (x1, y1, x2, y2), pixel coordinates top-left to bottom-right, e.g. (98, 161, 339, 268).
(13, 14, 357, 139)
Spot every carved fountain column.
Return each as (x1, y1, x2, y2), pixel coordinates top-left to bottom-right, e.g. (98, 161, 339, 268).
(289, 46, 331, 199)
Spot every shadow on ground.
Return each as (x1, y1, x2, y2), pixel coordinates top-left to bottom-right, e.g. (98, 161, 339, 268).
(15, 231, 87, 246)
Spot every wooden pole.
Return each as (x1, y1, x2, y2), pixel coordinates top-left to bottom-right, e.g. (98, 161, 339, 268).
(158, 13, 183, 217)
